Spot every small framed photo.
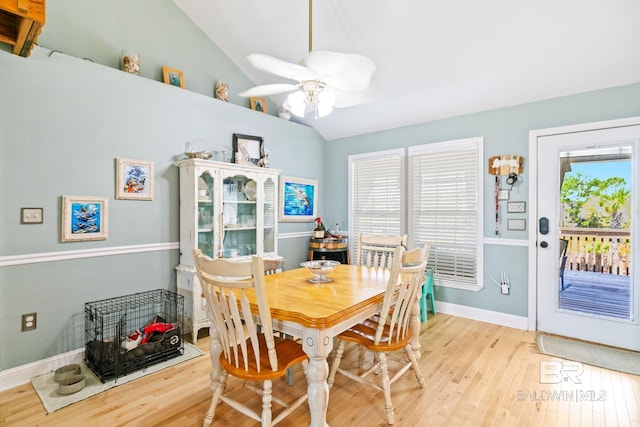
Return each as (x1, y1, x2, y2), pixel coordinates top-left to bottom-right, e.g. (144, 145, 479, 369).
(116, 158, 154, 200)
(232, 133, 263, 166)
(61, 196, 108, 242)
(250, 97, 267, 113)
(279, 176, 318, 222)
(162, 66, 185, 88)
(21, 207, 43, 224)
(507, 201, 526, 213)
(507, 218, 526, 231)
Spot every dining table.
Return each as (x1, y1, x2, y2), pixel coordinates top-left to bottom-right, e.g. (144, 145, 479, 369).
(205, 263, 424, 427)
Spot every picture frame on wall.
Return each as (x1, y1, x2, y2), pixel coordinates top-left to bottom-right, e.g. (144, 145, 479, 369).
(115, 158, 154, 200)
(232, 133, 263, 165)
(162, 66, 185, 88)
(61, 196, 108, 242)
(278, 176, 318, 222)
(250, 97, 267, 113)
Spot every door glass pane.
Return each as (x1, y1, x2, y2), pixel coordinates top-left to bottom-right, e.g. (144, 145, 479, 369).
(558, 146, 632, 319)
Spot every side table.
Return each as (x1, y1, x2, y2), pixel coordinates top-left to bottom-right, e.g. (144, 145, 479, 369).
(308, 237, 350, 264)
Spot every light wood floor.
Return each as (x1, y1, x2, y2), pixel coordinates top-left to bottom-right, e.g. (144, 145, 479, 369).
(2, 313, 640, 426)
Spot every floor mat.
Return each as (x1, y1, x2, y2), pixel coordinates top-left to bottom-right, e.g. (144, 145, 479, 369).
(31, 342, 204, 413)
(536, 334, 640, 376)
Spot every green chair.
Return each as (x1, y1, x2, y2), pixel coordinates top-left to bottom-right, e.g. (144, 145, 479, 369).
(420, 268, 435, 322)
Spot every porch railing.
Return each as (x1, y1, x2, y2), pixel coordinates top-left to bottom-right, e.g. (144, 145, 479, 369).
(560, 227, 631, 275)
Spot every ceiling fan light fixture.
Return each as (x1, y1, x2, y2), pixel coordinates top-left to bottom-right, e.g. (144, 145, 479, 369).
(285, 91, 306, 117)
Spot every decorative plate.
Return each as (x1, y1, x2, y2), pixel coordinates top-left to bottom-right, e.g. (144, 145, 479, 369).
(244, 180, 257, 201)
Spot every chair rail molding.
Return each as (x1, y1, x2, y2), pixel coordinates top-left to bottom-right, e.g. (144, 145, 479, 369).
(0, 242, 179, 267)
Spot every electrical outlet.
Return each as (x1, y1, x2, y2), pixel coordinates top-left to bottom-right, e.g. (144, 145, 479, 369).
(22, 312, 37, 331)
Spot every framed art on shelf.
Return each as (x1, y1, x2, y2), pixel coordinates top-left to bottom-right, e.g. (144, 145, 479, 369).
(162, 66, 185, 88)
(278, 176, 318, 222)
(61, 196, 108, 242)
(250, 97, 267, 113)
(232, 133, 263, 165)
(116, 158, 154, 200)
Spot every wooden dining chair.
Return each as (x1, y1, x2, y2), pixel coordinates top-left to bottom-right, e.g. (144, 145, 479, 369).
(328, 245, 428, 425)
(354, 233, 408, 269)
(193, 249, 308, 427)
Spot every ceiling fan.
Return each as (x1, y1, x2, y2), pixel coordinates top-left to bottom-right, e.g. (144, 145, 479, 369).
(238, 0, 378, 118)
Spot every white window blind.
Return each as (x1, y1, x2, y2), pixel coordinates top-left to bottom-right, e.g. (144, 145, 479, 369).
(408, 138, 483, 290)
(349, 149, 404, 256)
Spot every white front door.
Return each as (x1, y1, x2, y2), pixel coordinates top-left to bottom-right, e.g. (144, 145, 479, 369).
(535, 122, 640, 350)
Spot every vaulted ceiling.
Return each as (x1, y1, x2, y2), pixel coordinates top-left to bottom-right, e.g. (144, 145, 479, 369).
(173, 0, 640, 140)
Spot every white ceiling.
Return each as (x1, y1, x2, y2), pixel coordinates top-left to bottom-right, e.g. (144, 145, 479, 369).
(172, 0, 640, 141)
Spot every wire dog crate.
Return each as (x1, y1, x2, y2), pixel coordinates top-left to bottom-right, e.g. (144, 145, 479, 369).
(85, 289, 184, 382)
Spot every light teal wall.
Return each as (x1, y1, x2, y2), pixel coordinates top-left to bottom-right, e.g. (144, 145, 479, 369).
(2, 0, 639, 372)
(325, 83, 640, 316)
(0, 0, 324, 370)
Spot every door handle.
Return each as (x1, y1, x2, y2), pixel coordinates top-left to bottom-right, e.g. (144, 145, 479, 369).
(539, 217, 549, 235)
(540, 241, 548, 248)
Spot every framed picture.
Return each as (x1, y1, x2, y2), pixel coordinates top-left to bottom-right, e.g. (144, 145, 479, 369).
(232, 133, 263, 166)
(507, 201, 526, 213)
(278, 176, 318, 222)
(116, 158, 154, 200)
(61, 196, 108, 242)
(507, 218, 526, 231)
(162, 66, 185, 88)
(250, 97, 267, 113)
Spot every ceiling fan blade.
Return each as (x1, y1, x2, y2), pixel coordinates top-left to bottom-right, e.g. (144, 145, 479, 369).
(328, 80, 380, 108)
(305, 51, 376, 91)
(238, 83, 299, 97)
(247, 54, 319, 82)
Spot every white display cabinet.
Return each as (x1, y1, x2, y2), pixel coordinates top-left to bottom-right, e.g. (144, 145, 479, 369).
(175, 159, 281, 342)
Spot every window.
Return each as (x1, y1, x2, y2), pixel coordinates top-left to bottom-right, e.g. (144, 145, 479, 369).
(408, 137, 483, 290)
(348, 149, 404, 255)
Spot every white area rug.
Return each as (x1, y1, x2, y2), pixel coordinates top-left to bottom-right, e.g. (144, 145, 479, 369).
(536, 334, 640, 376)
(31, 343, 204, 413)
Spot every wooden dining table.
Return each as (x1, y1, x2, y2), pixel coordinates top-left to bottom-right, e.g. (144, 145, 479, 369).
(205, 264, 423, 427)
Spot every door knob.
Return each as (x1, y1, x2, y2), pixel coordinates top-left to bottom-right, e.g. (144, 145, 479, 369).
(540, 241, 548, 248)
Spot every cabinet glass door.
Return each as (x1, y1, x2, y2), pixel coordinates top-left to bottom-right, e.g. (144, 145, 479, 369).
(222, 174, 257, 258)
(197, 172, 214, 257)
(264, 176, 276, 253)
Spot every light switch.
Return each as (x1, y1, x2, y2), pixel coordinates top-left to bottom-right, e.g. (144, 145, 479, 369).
(21, 208, 43, 224)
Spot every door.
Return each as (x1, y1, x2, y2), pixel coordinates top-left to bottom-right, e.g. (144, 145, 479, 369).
(536, 124, 640, 350)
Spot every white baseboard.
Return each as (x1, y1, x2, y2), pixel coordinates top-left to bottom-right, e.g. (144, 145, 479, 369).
(435, 301, 529, 330)
(0, 348, 84, 392)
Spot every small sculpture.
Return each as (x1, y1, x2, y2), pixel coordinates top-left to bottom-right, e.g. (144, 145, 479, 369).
(215, 81, 229, 102)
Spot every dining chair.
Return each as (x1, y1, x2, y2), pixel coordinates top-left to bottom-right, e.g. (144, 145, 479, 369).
(328, 245, 428, 425)
(420, 267, 435, 322)
(354, 233, 408, 269)
(352, 233, 408, 365)
(262, 258, 295, 386)
(193, 249, 308, 427)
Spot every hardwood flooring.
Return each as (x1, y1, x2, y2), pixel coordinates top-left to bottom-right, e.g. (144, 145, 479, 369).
(2, 314, 640, 426)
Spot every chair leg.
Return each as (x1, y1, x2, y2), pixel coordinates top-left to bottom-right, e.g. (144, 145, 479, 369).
(419, 284, 428, 322)
(203, 370, 228, 427)
(404, 344, 425, 387)
(261, 379, 273, 427)
(286, 367, 294, 386)
(377, 352, 394, 425)
(327, 340, 346, 388)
